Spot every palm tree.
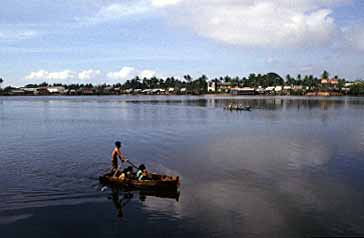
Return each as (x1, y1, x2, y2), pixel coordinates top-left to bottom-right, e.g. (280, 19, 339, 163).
(183, 75, 192, 83)
(321, 70, 329, 79)
(0, 78, 3, 89)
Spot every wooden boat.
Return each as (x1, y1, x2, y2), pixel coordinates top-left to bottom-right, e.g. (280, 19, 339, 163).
(224, 105, 251, 111)
(99, 172, 180, 191)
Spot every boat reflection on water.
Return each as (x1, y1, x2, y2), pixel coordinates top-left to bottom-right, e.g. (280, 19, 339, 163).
(105, 186, 180, 219)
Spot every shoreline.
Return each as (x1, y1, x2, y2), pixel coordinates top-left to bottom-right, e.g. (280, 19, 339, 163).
(1, 94, 363, 98)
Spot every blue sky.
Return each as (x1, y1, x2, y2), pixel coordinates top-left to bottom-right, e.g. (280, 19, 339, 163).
(1, 0, 364, 86)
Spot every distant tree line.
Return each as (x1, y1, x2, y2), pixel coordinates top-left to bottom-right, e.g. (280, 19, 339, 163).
(121, 75, 208, 94)
(1, 71, 364, 96)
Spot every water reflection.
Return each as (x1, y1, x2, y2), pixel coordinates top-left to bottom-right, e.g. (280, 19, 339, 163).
(122, 96, 364, 111)
(1, 96, 364, 237)
(110, 188, 133, 218)
(105, 186, 180, 220)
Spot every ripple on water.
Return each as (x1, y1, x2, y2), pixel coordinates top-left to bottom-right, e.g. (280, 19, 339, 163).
(0, 188, 105, 212)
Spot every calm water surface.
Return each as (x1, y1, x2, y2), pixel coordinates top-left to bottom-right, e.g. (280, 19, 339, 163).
(0, 96, 364, 237)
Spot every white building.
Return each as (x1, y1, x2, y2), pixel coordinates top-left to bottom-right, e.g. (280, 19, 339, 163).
(256, 86, 265, 94)
(283, 86, 292, 90)
(230, 87, 255, 95)
(274, 86, 282, 92)
(207, 82, 216, 92)
(265, 86, 275, 92)
(21, 87, 38, 95)
(48, 86, 65, 94)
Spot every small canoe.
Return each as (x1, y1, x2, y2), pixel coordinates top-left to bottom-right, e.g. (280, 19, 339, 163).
(99, 172, 180, 191)
(224, 105, 251, 111)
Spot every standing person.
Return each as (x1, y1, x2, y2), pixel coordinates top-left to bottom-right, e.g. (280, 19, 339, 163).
(112, 141, 127, 172)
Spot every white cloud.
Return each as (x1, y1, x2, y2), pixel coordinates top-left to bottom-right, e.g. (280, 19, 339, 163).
(25, 67, 160, 83)
(164, 0, 340, 48)
(78, 69, 101, 80)
(139, 69, 157, 78)
(82, 0, 183, 24)
(48, 70, 75, 80)
(25, 70, 75, 81)
(0, 30, 38, 41)
(25, 70, 48, 80)
(78, 0, 358, 50)
(107, 67, 135, 80)
(86, 2, 151, 24)
(151, 0, 182, 8)
(26, 69, 102, 82)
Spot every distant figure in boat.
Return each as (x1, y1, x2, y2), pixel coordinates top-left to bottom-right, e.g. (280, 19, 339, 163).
(111, 141, 127, 172)
(224, 104, 251, 111)
(136, 164, 149, 180)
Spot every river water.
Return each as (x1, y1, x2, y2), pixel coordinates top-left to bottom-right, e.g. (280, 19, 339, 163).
(0, 96, 364, 237)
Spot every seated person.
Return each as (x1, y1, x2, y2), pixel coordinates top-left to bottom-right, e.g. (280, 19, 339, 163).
(136, 164, 149, 180)
(120, 166, 133, 179)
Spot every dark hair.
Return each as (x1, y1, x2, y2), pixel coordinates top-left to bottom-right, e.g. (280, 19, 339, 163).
(115, 141, 121, 147)
(123, 166, 133, 173)
(139, 164, 146, 171)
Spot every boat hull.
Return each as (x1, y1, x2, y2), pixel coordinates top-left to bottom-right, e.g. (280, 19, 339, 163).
(224, 106, 251, 111)
(99, 173, 180, 191)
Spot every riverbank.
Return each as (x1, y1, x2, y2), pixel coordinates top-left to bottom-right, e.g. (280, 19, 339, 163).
(1, 93, 363, 97)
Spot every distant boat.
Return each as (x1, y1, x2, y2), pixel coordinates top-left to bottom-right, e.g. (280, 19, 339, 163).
(224, 105, 251, 111)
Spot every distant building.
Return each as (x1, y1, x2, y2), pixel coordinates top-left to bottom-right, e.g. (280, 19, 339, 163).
(274, 86, 282, 92)
(80, 88, 95, 95)
(293, 85, 303, 91)
(321, 78, 339, 85)
(142, 89, 152, 94)
(21, 87, 38, 95)
(48, 86, 65, 94)
(207, 82, 217, 93)
(219, 82, 233, 93)
(265, 86, 275, 92)
(133, 89, 142, 94)
(69, 89, 77, 95)
(256, 86, 265, 94)
(230, 87, 256, 95)
(9, 88, 25, 95)
(38, 87, 49, 95)
(283, 86, 292, 90)
(124, 89, 133, 94)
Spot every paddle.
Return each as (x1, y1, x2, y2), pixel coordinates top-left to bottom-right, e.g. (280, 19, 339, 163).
(126, 160, 139, 170)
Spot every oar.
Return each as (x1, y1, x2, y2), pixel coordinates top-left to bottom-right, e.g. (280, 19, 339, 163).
(126, 160, 139, 170)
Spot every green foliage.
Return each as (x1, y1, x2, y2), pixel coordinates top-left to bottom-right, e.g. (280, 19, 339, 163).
(350, 83, 364, 96)
(321, 70, 329, 79)
(241, 72, 283, 87)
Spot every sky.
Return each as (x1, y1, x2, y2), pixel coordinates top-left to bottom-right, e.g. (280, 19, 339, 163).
(1, 0, 364, 86)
